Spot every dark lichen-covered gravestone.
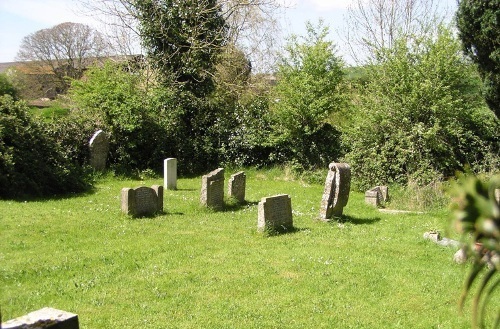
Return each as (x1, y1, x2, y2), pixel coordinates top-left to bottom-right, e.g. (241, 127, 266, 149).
(200, 168, 225, 209)
(319, 162, 351, 220)
(227, 171, 246, 203)
(121, 185, 163, 217)
(88, 130, 109, 171)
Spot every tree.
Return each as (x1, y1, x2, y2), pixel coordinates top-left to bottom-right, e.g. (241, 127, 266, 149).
(134, 0, 228, 96)
(344, 0, 449, 63)
(456, 0, 500, 118)
(270, 20, 345, 169)
(344, 27, 499, 189)
(17, 22, 109, 94)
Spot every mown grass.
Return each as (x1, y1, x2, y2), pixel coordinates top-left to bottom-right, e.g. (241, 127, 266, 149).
(1, 169, 497, 328)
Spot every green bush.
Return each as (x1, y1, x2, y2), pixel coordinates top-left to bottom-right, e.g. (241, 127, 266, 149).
(344, 27, 499, 190)
(0, 95, 91, 198)
(0, 73, 18, 99)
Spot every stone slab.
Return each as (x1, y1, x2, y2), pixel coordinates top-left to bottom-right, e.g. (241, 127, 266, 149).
(227, 171, 246, 203)
(2, 307, 79, 329)
(89, 130, 109, 171)
(121, 185, 163, 217)
(319, 162, 351, 220)
(200, 168, 224, 209)
(164, 158, 177, 190)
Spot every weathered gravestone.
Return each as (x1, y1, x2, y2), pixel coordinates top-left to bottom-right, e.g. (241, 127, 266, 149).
(228, 171, 246, 203)
(258, 194, 293, 232)
(200, 168, 225, 209)
(495, 188, 500, 206)
(319, 162, 351, 220)
(164, 158, 177, 190)
(365, 185, 389, 207)
(2, 307, 79, 329)
(121, 185, 163, 217)
(89, 130, 109, 171)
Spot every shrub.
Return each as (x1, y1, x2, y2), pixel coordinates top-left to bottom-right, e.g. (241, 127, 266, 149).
(0, 95, 91, 198)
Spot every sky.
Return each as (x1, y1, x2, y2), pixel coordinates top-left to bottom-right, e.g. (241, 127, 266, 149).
(0, 0, 457, 63)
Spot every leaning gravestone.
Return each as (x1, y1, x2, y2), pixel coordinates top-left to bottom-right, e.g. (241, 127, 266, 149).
(200, 168, 225, 209)
(258, 194, 293, 232)
(227, 171, 246, 203)
(121, 185, 163, 217)
(319, 162, 351, 220)
(365, 185, 389, 207)
(89, 130, 109, 171)
(1, 307, 79, 329)
(164, 158, 177, 190)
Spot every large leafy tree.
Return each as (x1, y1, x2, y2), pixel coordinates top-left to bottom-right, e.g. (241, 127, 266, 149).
(345, 27, 499, 189)
(17, 22, 109, 94)
(135, 0, 228, 97)
(456, 0, 500, 118)
(271, 20, 346, 168)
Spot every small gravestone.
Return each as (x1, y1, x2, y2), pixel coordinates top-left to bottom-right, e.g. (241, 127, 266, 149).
(495, 188, 500, 206)
(319, 162, 351, 220)
(121, 185, 163, 217)
(365, 185, 389, 207)
(200, 168, 225, 209)
(1, 307, 79, 329)
(258, 194, 293, 232)
(228, 171, 246, 203)
(89, 130, 109, 171)
(164, 158, 177, 190)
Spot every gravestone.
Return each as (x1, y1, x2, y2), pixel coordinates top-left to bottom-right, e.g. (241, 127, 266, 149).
(89, 130, 109, 171)
(319, 162, 351, 220)
(121, 185, 163, 217)
(228, 171, 246, 203)
(164, 158, 177, 190)
(1, 307, 79, 329)
(258, 194, 293, 232)
(495, 188, 500, 206)
(365, 185, 389, 207)
(200, 168, 225, 209)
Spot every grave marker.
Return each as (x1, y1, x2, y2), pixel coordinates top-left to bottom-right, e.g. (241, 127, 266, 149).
(121, 185, 163, 217)
(89, 130, 109, 171)
(365, 185, 389, 207)
(258, 194, 293, 232)
(1, 307, 79, 329)
(319, 162, 351, 220)
(200, 168, 225, 209)
(164, 158, 177, 190)
(228, 171, 246, 203)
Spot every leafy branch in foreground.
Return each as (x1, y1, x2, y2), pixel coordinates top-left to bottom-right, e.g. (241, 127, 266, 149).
(452, 175, 500, 328)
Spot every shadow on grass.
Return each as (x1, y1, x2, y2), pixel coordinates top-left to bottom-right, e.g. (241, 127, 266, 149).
(221, 200, 259, 212)
(263, 226, 308, 237)
(4, 187, 98, 203)
(334, 214, 381, 225)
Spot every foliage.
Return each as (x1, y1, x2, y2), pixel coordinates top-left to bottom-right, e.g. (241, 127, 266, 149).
(270, 20, 346, 170)
(452, 175, 500, 329)
(17, 22, 109, 95)
(344, 27, 500, 190)
(0, 73, 18, 99)
(0, 95, 91, 198)
(135, 0, 228, 97)
(456, 0, 500, 118)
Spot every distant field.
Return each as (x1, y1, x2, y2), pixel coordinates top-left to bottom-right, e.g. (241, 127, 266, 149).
(1, 169, 497, 328)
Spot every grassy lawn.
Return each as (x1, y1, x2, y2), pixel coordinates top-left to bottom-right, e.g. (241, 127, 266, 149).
(1, 169, 496, 328)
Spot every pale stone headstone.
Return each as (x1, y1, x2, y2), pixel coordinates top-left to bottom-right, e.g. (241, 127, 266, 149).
(164, 158, 177, 190)
(258, 194, 293, 232)
(319, 162, 351, 220)
(365, 185, 389, 207)
(495, 188, 500, 206)
(1, 307, 79, 329)
(200, 168, 225, 209)
(228, 171, 246, 203)
(121, 185, 163, 217)
(89, 130, 109, 171)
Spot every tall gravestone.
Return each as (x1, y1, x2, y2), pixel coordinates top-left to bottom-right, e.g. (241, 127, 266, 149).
(164, 158, 177, 190)
(228, 171, 246, 203)
(495, 188, 500, 206)
(319, 162, 351, 220)
(1, 307, 79, 329)
(258, 194, 293, 232)
(89, 130, 109, 171)
(121, 185, 163, 217)
(200, 168, 225, 209)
